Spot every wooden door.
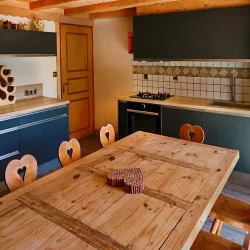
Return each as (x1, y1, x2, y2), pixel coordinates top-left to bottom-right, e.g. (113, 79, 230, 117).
(60, 24, 94, 139)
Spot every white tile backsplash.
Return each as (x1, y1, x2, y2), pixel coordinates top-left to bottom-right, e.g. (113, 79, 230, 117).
(132, 60, 250, 102)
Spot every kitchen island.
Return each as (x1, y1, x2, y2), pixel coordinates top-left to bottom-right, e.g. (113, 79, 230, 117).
(0, 131, 239, 250)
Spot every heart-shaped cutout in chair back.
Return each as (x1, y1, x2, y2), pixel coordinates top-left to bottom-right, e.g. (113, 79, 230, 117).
(5, 155, 38, 192)
(100, 124, 115, 147)
(58, 138, 81, 167)
(180, 124, 205, 144)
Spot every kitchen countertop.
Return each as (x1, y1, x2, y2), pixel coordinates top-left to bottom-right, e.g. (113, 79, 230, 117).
(118, 93, 250, 117)
(0, 97, 69, 120)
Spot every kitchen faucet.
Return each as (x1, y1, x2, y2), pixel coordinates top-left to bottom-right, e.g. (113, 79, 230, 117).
(229, 77, 236, 102)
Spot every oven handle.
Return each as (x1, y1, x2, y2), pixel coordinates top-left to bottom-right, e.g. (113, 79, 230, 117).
(127, 109, 159, 116)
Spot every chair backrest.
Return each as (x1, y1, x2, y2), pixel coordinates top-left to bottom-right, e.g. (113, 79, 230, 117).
(180, 124, 205, 144)
(5, 155, 38, 192)
(58, 138, 81, 167)
(243, 233, 250, 250)
(100, 124, 115, 147)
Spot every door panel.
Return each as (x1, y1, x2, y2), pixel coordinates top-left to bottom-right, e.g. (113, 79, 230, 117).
(67, 33, 88, 71)
(68, 77, 89, 94)
(61, 24, 94, 139)
(69, 98, 89, 135)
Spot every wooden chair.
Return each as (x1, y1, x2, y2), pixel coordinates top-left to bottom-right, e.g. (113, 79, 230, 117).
(191, 230, 250, 250)
(210, 194, 250, 235)
(5, 155, 38, 192)
(100, 124, 115, 147)
(180, 124, 205, 143)
(179, 124, 250, 235)
(58, 138, 81, 167)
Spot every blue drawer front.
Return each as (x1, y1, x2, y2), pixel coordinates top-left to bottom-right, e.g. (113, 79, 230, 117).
(0, 131, 19, 156)
(0, 117, 18, 130)
(0, 152, 19, 182)
(19, 106, 68, 126)
(45, 106, 68, 119)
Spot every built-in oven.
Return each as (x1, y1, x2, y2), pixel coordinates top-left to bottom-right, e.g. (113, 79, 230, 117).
(127, 102, 161, 135)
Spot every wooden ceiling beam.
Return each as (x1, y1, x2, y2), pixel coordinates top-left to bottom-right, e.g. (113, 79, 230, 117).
(30, 0, 80, 10)
(0, 5, 93, 26)
(136, 0, 250, 16)
(90, 8, 136, 19)
(64, 0, 177, 15)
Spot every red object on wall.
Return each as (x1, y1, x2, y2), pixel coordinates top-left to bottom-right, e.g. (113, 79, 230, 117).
(128, 32, 133, 54)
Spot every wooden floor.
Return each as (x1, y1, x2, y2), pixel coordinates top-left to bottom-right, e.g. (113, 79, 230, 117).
(0, 134, 249, 245)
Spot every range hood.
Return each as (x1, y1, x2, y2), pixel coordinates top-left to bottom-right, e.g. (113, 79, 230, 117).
(0, 29, 56, 56)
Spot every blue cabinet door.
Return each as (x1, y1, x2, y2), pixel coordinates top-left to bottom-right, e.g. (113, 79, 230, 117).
(0, 153, 20, 182)
(45, 116, 69, 161)
(118, 101, 128, 139)
(19, 123, 46, 165)
(203, 112, 250, 173)
(0, 130, 19, 157)
(162, 106, 204, 139)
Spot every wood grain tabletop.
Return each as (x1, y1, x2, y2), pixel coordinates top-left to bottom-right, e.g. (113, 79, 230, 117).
(0, 132, 239, 250)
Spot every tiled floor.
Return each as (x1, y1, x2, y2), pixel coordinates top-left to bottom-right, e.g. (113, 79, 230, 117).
(0, 134, 249, 245)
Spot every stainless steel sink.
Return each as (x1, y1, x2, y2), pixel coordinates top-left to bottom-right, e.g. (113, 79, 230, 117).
(211, 101, 250, 110)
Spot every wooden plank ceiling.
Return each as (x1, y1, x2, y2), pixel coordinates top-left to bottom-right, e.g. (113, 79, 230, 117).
(1, 0, 250, 21)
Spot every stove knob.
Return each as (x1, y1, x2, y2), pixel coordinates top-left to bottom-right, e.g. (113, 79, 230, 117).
(141, 104, 146, 110)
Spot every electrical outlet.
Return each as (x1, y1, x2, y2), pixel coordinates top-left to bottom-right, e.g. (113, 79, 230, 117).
(24, 88, 38, 97)
(144, 74, 148, 80)
(173, 75, 178, 82)
(53, 72, 57, 77)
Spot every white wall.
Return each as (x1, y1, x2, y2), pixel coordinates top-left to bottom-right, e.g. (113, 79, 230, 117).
(0, 15, 57, 98)
(94, 17, 133, 132)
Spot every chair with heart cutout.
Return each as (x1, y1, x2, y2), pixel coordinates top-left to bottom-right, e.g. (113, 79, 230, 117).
(58, 138, 81, 167)
(100, 124, 115, 147)
(179, 123, 205, 143)
(191, 230, 250, 250)
(5, 155, 38, 192)
(179, 123, 250, 237)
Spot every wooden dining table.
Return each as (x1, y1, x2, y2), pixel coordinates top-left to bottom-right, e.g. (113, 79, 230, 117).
(0, 131, 239, 250)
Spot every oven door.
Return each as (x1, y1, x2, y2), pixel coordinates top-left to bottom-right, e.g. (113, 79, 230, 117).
(127, 109, 161, 135)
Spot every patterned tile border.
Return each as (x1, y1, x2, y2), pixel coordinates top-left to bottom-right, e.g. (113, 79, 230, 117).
(132, 66, 250, 79)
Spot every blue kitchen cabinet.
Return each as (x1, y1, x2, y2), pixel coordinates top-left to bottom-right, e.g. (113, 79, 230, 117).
(19, 123, 47, 165)
(162, 106, 204, 139)
(0, 104, 69, 182)
(0, 117, 20, 182)
(203, 111, 250, 173)
(46, 116, 69, 161)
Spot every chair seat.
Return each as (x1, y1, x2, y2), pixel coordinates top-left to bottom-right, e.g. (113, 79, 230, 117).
(191, 230, 241, 250)
(210, 194, 250, 231)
